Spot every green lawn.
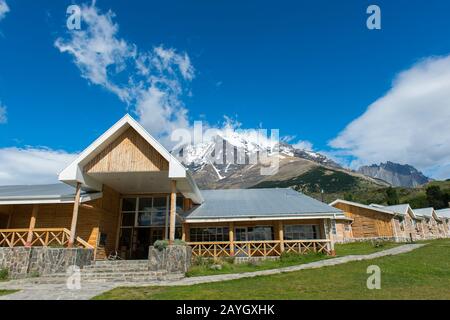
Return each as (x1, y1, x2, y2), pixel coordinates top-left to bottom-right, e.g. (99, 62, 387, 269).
(94, 240, 450, 300)
(334, 241, 400, 256)
(186, 241, 400, 277)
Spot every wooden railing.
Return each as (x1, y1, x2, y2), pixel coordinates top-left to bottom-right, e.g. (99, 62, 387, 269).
(188, 240, 331, 258)
(0, 228, 94, 249)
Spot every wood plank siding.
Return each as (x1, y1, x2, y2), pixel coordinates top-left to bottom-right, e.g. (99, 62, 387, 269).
(84, 127, 169, 174)
(333, 203, 394, 238)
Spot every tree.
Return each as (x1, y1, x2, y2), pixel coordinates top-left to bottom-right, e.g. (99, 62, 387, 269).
(385, 187, 399, 205)
(426, 185, 447, 209)
(344, 192, 354, 201)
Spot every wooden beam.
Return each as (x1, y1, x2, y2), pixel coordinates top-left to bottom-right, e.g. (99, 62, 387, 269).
(229, 222, 235, 256)
(181, 222, 186, 241)
(169, 180, 177, 244)
(69, 182, 82, 247)
(25, 205, 39, 247)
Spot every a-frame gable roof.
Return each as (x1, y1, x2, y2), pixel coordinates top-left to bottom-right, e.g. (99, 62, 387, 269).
(58, 114, 203, 203)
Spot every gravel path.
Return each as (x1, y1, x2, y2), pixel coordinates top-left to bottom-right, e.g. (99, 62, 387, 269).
(0, 243, 425, 300)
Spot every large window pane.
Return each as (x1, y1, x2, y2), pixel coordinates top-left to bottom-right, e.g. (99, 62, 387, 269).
(121, 212, 135, 227)
(122, 198, 136, 212)
(153, 197, 167, 208)
(138, 198, 153, 212)
(137, 212, 152, 226)
(189, 227, 229, 242)
(284, 225, 318, 240)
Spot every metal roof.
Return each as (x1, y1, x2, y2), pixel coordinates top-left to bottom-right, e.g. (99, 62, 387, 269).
(330, 199, 395, 215)
(0, 184, 102, 204)
(413, 207, 434, 218)
(185, 188, 343, 221)
(435, 208, 450, 218)
(383, 204, 411, 215)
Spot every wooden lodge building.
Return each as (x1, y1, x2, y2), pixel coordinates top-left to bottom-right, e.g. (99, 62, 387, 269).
(1, 115, 449, 262)
(0, 115, 344, 260)
(330, 200, 449, 242)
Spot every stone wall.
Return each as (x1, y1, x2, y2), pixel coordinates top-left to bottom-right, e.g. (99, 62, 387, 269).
(148, 245, 192, 273)
(0, 247, 94, 279)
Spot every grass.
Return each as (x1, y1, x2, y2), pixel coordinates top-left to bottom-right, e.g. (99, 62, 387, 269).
(334, 241, 400, 256)
(0, 268, 9, 282)
(0, 290, 17, 296)
(94, 239, 450, 300)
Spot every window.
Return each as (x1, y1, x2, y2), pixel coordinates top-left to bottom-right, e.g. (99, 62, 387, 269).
(284, 225, 318, 240)
(122, 198, 137, 212)
(247, 227, 273, 241)
(190, 227, 230, 242)
(121, 197, 172, 228)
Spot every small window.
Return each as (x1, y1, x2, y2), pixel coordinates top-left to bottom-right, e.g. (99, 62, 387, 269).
(331, 220, 337, 235)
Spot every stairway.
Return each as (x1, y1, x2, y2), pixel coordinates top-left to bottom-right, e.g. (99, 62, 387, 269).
(22, 260, 185, 284)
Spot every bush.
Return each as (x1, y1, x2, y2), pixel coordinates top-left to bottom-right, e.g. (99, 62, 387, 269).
(0, 269, 8, 281)
(153, 239, 187, 251)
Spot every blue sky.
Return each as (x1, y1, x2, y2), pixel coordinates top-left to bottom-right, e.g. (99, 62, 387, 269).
(0, 0, 450, 184)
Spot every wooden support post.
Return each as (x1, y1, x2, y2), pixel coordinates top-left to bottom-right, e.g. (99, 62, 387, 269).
(278, 221, 285, 253)
(229, 222, 235, 256)
(181, 222, 189, 241)
(69, 182, 82, 247)
(169, 180, 177, 244)
(25, 205, 39, 247)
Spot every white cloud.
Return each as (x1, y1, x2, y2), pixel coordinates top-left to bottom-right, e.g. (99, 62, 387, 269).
(292, 140, 314, 151)
(330, 55, 450, 179)
(55, 2, 194, 144)
(0, 0, 9, 21)
(0, 102, 6, 123)
(0, 147, 77, 185)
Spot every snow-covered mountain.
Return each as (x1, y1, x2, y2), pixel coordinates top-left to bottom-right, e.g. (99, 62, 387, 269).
(171, 133, 343, 189)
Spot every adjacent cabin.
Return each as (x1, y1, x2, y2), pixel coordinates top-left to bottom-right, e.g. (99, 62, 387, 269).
(0, 115, 343, 260)
(330, 200, 397, 241)
(383, 204, 424, 241)
(435, 208, 450, 237)
(413, 207, 446, 239)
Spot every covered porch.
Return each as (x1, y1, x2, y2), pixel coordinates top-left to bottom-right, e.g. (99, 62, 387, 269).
(184, 219, 335, 258)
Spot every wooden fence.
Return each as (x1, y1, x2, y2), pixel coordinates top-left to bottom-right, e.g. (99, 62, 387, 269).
(188, 239, 331, 258)
(0, 228, 94, 249)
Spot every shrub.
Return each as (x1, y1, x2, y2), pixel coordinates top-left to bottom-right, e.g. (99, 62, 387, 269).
(153, 239, 187, 251)
(0, 269, 8, 281)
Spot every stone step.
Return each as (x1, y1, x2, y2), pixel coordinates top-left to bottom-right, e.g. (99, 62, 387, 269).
(21, 271, 184, 284)
(93, 259, 149, 266)
(82, 265, 150, 273)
